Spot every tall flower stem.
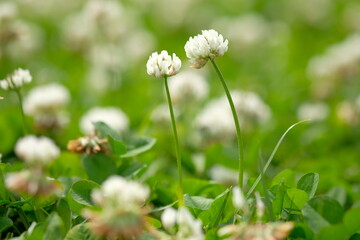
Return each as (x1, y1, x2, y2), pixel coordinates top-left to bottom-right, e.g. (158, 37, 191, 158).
(164, 76, 183, 206)
(210, 58, 245, 189)
(14, 89, 28, 135)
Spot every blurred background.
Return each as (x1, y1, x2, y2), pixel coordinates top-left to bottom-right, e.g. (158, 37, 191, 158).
(1, 0, 359, 203)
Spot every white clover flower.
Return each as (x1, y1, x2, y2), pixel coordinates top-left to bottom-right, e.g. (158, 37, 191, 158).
(297, 102, 329, 121)
(161, 207, 177, 232)
(255, 192, 265, 220)
(0, 2, 17, 22)
(195, 98, 236, 143)
(0, 68, 32, 90)
(160, 207, 204, 240)
(151, 103, 180, 125)
(232, 186, 246, 210)
(185, 29, 228, 68)
(91, 175, 149, 208)
(307, 34, 360, 82)
(15, 135, 60, 166)
(80, 107, 129, 134)
(208, 165, 238, 186)
(228, 90, 272, 127)
(336, 98, 360, 126)
(146, 50, 181, 78)
(24, 83, 70, 115)
(168, 70, 209, 104)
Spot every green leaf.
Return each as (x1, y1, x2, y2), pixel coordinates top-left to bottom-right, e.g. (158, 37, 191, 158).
(93, 121, 127, 154)
(317, 224, 348, 240)
(350, 233, 360, 240)
(56, 199, 72, 231)
(272, 183, 287, 216)
(121, 137, 156, 158)
(289, 223, 314, 240)
(44, 213, 66, 240)
(284, 188, 309, 210)
(26, 223, 45, 240)
(327, 187, 347, 207)
(184, 195, 214, 210)
(120, 162, 147, 178)
(272, 169, 295, 187)
(297, 173, 319, 198)
(302, 196, 344, 233)
(68, 180, 100, 215)
(198, 189, 231, 229)
(344, 207, 360, 235)
(64, 223, 100, 240)
(0, 217, 13, 233)
(82, 154, 117, 184)
(146, 216, 162, 228)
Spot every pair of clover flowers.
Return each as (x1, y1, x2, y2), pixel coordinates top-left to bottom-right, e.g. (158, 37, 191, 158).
(146, 29, 238, 207)
(146, 29, 228, 78)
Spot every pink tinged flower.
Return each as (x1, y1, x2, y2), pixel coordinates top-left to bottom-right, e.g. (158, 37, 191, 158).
(185, 29, 228, 68)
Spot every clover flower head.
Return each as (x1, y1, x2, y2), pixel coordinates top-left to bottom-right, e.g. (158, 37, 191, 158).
(168, 70, 209, 104)
(15, 135, 60, 166)
(84, 176, 150, 240)
(160, 207, 204, 240)
(146, 50, 181, 78)
(5, 169, 61, 196)
(80, 107, 129, 134)
(0, 68, 32, 90)
(185, 29, 228, 68)
(24, 83, 70, 115)
(91, 176, 149, 208)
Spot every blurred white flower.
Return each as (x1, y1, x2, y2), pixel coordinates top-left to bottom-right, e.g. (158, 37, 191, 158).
(195, 90, 271, 144)
(168, 70, 209, 105)
(146, 50, 181, 78)
(232, 186, 246, 210)
(195, 98, 236, 144)
(255, 192, 265, 220)
(161, 207, 177, 232)
(229, 90, 272, 127)
(208, 165, 238, 186)
(0, 68, 32, 90)
(23, 83, 70, 130)
(213, 14, 269, 51)
(80, 107, 129, 134)
(191, 153, 206, 176)
(151, 103, 179, 125)
(5, 169, 61, 196)
(15, 135, 60, 166)
(84, 175, 150, 240)
(160, 207, 204, 240)
(308, 34, 360, 83)
(297, 102, 329, 121)
(185, 29, 228, 68)
(336, 98, 360, 126)
(91, 175, 149, 208)
(286, 0, 332, 25)
(0, 2, 17, 22)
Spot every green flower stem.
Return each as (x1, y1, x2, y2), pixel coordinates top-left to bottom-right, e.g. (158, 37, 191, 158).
(14, 89, 28, 135)
(210, 58, 245, 189)
(164, 76, 184, 206)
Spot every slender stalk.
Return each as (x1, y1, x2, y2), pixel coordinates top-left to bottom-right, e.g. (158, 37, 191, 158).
(210, 59, 245, 189)
(164, 76, 184, 206)
(14, 89, 28, 135)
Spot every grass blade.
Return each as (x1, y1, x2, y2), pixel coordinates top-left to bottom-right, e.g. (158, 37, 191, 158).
(246, 120, 310, 198)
